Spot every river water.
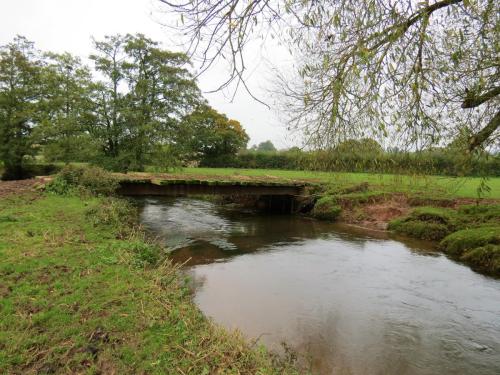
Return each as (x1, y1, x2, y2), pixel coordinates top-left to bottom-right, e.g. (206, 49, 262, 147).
(138, 197, 500, 375)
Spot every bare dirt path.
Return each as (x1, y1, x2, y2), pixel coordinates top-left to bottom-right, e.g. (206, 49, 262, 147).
(0, 177, 48, 198)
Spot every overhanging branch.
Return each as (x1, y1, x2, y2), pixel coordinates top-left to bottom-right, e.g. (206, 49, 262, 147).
(462, 86, 500, 108)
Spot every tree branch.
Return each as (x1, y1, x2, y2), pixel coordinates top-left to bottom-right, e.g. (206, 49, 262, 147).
(462, 86, 500, 108)
(469, 109, 500, 150)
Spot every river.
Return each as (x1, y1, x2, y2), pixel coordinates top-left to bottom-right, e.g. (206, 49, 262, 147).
(138, 196, 500, 375)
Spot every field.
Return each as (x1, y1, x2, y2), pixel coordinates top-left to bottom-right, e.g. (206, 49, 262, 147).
(179, 167, 500, 200)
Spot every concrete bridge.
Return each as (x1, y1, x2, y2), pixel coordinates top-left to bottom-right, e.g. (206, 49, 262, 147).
(116, 174, 314, 213)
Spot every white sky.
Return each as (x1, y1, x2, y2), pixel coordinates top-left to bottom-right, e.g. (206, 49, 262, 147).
(0, 0, 298, 148)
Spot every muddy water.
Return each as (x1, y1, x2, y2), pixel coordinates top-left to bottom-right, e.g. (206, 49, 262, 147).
(138, 197, 500, 375)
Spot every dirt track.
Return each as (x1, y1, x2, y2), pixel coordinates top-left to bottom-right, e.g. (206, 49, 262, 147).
(0, 178, 47, 198)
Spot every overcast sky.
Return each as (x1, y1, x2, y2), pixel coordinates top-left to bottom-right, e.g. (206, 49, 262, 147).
(0, 0, 297, 148)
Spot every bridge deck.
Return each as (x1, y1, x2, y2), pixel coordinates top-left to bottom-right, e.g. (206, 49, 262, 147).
(116, 174, 310, 196)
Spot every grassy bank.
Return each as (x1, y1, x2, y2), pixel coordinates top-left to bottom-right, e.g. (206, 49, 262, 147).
(389, 205, 500, 275)
(178, 167, 500, 199)
(0, 191, 299, 374)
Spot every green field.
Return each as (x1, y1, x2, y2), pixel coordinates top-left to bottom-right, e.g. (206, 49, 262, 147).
(179, 167, 500, 199)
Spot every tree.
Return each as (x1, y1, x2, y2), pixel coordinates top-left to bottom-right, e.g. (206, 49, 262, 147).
(160, 0, 499, 151)
(179, 105, 249, 165)
(0, 36, 44, 179)
(36, 52, 97, 163)
(122, 34, 201, 170)
(89, 34, 128, 168)
(255, 140, 277, 152)
(89, 34, 202, 171)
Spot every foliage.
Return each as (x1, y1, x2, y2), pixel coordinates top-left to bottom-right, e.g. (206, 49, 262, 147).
(35, 52, 98, 163)
(0, 36, 44, 180)
(253, 140, 277, 152)
(311, 196, 342, 220)
(46, 165, 119, 196)
(89, 34, 203, 171)
(179, 105, 249, 165)
(163, 0, 500, 151)
(211, 146, 500, 177)
(2, 35, 250, 176)
(0, 194, 300, 374)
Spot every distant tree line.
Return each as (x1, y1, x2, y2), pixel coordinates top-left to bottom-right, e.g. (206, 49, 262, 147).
(0, 35, 249, 179)
(205, 139, 499, 177)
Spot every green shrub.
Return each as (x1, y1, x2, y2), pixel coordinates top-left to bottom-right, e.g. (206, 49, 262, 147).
(312, 196, 342, 220)
(440, 226, 500, 256)
(45, 176, 74, 195)
(78, 166, 119, 195)
(45, 165, 118, 196)
(461, 244, 500, 275)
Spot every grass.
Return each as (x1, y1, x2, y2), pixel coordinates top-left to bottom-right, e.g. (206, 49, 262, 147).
(311, 196, 342, 220)
(178, 167, 500, 199)
(440, 226, 500, 257)
(0, 192, 300, 374)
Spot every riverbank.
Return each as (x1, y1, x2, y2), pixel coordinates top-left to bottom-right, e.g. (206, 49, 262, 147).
(0, 189, 300, 374)
(308, 184, 500, 276)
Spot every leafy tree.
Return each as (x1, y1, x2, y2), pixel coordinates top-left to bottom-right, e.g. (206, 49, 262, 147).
(0, 36, 44, 179)
(36, 52, 97, 163)
(255, 140, 277, 152)
(122, 34, 201, 170)
(161, 0, 499, 151)
(179, 105, 249, 164)
(89, 34, 202, 171)
(89, 35, 128, 168)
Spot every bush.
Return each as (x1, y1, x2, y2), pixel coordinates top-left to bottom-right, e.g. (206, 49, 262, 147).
(312, 196, 342, 220)
(45, 165, 118, 196)
(440, 226, 500, 256)
(1, 163, 61, 181)
(461, 244, 500, 275)
(201, 148, 500, 177)
(85, 198, 136, 229)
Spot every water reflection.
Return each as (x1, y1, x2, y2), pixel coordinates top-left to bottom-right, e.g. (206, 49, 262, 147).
(138, 197, 500, 375)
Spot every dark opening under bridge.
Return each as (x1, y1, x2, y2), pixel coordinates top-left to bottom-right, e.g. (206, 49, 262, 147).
(116, 175, 314, 213)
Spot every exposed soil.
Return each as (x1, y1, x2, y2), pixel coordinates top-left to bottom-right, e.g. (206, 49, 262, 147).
(337, 194, 499, 231)
(0, 177, 48, 198)
(339, 194, 411, 230)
